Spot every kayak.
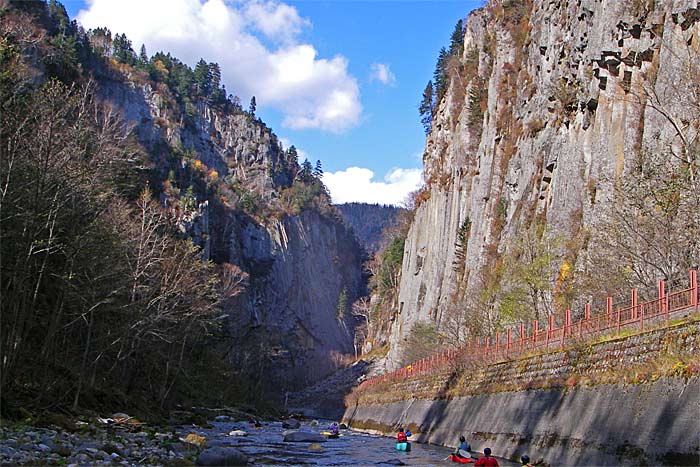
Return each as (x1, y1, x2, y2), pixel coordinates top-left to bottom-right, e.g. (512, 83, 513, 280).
(320, 431, 340, 438)
(395, 442, 411, 451)
(449, 454, 474, 464)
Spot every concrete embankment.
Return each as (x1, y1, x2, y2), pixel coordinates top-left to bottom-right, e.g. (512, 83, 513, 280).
(343, 321, 700, 466)
(344, 377, 699, 466)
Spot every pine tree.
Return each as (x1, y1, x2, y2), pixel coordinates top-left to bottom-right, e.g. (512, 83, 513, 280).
(313, 160, 323, 177)
(194, 59, 212, 96)
(299, 159, 313, 183)
(419, 80, 435, 135)
(113, 33, 136, 65)
(433, 47, 449, 103)
(286, 145, 298, 163)
(209, 63, 221, 90)
(139, 44, 148, 63)
(249, 96, 256, 115)
(449, 19, 465, 57)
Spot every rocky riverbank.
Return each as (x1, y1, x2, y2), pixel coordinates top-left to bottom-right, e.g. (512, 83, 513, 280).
(0, 408, 255, 467)
(0, 422, 193, 466)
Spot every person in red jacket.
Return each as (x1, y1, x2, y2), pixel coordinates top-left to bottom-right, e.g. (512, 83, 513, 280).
(396, 427, 407, 443)
(474, 447, 500, 467)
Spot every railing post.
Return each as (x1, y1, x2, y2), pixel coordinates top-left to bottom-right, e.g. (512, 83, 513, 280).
(584, 303, 591, 336)
(632, 288, 638, 321)
(506, 328, 512, 356)
(607, 296, 613, 328)
(547, 315, 553, 347)
(616, 307, 621, 333)
(534, 319, 539, 345)
(658, 279, 666, 318)
(495, 332, 500, 354)
(692, 270, 698, 315)
(519, 322, 525, 350)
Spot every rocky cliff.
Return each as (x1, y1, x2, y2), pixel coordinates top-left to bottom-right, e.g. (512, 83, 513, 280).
(386, 0, 700, 367)
(98, 71, 363, 390)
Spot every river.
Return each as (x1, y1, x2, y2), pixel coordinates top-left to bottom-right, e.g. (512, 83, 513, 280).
(184, 419, 521, 466)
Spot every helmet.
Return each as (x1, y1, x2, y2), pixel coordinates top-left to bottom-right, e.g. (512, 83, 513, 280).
(521, 455, 530, 464)
(459, 436, 465, 442)
(484, 448, 492, 455)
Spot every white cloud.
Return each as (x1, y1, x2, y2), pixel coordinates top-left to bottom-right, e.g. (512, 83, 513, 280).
(369, 63, 396, 86)
(243, 1, 310, 43)
(77, 0, 361, 132)
(323, 167, 423, 205)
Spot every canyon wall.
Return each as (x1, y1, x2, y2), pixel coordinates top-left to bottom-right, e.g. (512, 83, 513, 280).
(386, 0, 700, 368)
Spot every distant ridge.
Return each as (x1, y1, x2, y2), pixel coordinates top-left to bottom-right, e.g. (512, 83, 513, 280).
(336, 203, 404, 255)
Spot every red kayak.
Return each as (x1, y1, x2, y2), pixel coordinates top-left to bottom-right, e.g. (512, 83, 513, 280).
(449, 454, 474, 464)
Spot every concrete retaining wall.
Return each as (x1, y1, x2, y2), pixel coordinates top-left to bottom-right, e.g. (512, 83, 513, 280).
(343, 378, 700, 466)
(343, 321, 700, 466)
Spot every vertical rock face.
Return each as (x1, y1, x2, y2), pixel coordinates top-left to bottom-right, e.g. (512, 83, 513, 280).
(231, 210, 363, 387)
(99, 77, 363, 388)
(386, 0, 700, 367)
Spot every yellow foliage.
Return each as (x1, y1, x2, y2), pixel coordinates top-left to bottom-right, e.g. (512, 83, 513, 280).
(153, 60, 168, 76)
(208, 169, 218, 181)
(558, 259, 572, 281)
(182, 433, 206, 447)
(193, 159, 204, 171)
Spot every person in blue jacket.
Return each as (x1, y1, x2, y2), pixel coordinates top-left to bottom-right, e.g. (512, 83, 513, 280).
(455, 435, 471, 458)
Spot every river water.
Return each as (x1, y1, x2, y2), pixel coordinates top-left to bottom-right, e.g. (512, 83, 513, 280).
(180, 420, 520, 466)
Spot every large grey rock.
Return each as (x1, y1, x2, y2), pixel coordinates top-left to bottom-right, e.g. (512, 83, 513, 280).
(282, 431, 327, 443)
(281, 419, 300, 429)
(195, 447, 248, 466)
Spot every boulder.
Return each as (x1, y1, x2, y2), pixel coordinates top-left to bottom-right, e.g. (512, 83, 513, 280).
(196, 447, 248, 466)
(283, 432, 327, 443)
(338, 423, 348, 429)
(281, 418, 300, 429)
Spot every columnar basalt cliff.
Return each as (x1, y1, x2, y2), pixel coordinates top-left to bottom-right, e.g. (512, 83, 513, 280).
(386, 0, 700, 368)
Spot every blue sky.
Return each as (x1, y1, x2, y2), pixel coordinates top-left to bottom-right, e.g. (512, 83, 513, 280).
(63, 0, 484, 204)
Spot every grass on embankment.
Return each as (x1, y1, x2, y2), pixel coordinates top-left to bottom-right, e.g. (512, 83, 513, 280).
(347, 316, 700, 406)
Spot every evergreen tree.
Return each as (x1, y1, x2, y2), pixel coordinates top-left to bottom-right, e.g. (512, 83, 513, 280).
(194, 59, 212, 97)
(286, 145, 299, 163)
(433, 47, 449, 103)
(113, 33, 136, 65)
(249, 96, 256, 115)
(299, 159, 313, 183)
(419, 80, 435, 135)
(139, 44, 148, 63)
(209, 63, 221, 90)
(449, 19, 465, 57)
(313, 159, 323, 177)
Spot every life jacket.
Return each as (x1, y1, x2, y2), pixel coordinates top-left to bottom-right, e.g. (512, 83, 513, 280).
(397, 432, 407, 442)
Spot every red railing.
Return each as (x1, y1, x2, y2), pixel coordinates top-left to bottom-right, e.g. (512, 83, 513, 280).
(359, 270, 699, 388)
